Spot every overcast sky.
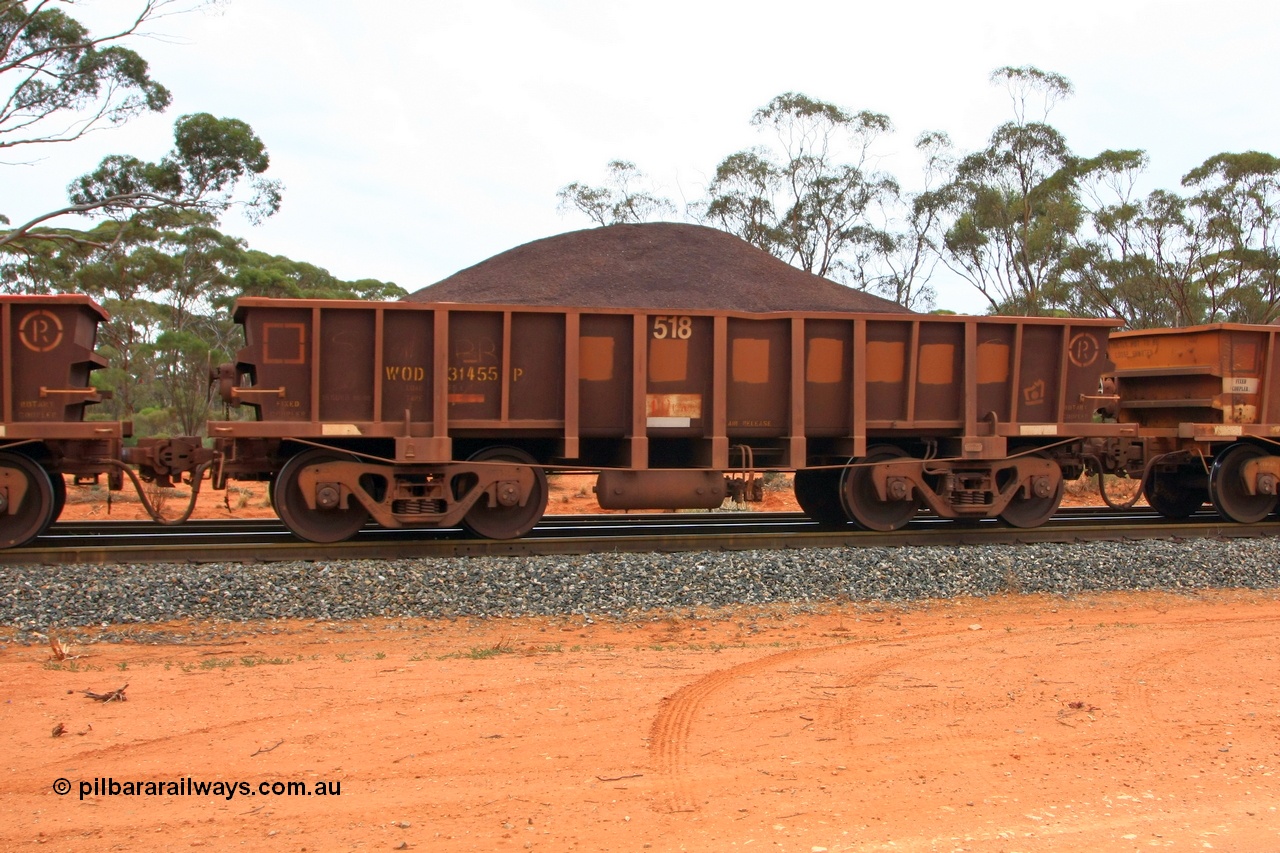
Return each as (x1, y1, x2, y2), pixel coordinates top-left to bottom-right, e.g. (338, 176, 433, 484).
(9, 0, 1280, 312)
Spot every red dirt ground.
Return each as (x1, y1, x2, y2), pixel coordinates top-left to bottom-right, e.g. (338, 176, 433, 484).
(3, 591, 1278, 851)
(10, 475, 1262, 852)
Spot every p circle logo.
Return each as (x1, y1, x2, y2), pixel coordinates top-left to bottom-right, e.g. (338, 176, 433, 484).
(1067, 332, 1099, 368)
(19, 310, 64, 352)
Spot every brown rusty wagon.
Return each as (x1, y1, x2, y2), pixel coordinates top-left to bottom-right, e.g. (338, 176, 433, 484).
(0, 295, 125, 547)
(0, 294, 223, 548)
(1106, 323, 1280, 523)
(210, 298, 1122, 541)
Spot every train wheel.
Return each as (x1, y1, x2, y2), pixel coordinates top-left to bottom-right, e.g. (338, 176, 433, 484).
(998, 453, 1064, 529)
(273, 449, 370, 543)
(1142, 466, 1205, 519)
(793, 467, 848, 528)
(840, 446, 920, 531)
(0, 453, 56, 549)
(1209, 444, 1277, 524)
(49, 472, 67, 523)
(461, 447, 548, 540)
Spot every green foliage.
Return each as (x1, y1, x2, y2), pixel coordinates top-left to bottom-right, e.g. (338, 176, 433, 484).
(872, 131, 953, 311)
(1, 214, 401, 434)
(63, 112, 283, 230)
(0, 1, 171, 148)
(696, 92, 904, 298)
(231, 251, 405, 304)
(940, 66, 1085, 315)
(556, 160, 675, 226)
(0, 1, 385, 436)
(989, 66, 1074, 125)
(1063, 150, 1280, 327)
(1180, 151, 1280, 323)
(1, 2, 281, 249)
(700, 149, 779, 249)
(152, 328, 213, 436)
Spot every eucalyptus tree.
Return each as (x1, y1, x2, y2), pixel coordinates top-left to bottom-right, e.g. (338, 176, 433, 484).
(871, 130, 955, 312)
(697, 92, 898, 285)
(229, 251, 406, 304)
(941, 67, 1082, 315)
(557, 93, 935, 308)
(555, 160, 675, 226)
(0, 0, 170, 164)
(1063, 150, 1212, 329)
(3, 216, 224, 431)
(1181, 151, 1280, 323)
(1, 1, 282, 250)
(71, 218, 173, 421)
(0, 0, 290, 434)
(1064, 150, 1280, 328)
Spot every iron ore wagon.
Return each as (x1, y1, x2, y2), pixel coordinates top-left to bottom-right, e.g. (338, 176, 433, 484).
(208, 297, 1123, 541)
(1104, 323, 1280, 523)
(0, 294, 215, 548)
(0, 295, 125, 547)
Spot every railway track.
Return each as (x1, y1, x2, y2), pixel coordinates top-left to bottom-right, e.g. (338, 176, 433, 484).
(4, 508, 1275, 565)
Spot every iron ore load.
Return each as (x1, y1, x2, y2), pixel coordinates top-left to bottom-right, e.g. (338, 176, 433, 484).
(400, 223, 914, 314)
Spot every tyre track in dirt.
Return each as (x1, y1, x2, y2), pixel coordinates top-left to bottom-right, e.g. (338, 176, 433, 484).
(648, 645, 825, 813)
(646, 627, 1012, 814)
(1107, 614, 1280, 775)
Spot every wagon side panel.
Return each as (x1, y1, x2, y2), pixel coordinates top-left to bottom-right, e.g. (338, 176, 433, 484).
(317, 306, 377, 423)
(380, 308, 435, 425)
(232, 304, 315, 422)
(803, 318, 853, 436)
(577, 313, 633, 436)
(725, 316, 789, 438)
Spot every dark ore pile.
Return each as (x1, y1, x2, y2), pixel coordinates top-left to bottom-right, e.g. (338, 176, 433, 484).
(404, 222, 911, 314)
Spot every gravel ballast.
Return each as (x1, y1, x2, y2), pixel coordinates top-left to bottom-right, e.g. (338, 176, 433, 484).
(3, 539, 1280, 636)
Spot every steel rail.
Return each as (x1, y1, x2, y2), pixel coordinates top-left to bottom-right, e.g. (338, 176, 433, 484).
(2, 509, 1275, 566)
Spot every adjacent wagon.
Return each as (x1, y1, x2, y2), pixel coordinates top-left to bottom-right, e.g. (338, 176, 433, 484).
(0, 295, 123, 547)
(1108, 323, 1280, 522)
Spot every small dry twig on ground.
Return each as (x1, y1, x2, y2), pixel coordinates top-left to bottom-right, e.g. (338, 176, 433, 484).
(81, 683, 128, 702)
(48, 635, 79, 661)
(1066, 700, 1100, 712)
(251, 739, 284, 756)
(145, 482, 170, 515)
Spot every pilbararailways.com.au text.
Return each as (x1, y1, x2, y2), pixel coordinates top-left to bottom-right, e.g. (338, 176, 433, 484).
(53, 777, 341, 801)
